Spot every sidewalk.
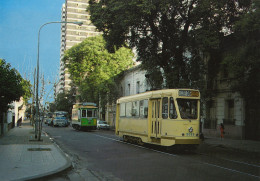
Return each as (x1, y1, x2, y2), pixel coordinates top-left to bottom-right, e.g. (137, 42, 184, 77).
(0, 120, 71, 181)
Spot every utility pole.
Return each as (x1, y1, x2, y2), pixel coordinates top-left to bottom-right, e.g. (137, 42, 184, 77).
(35, 21, 83, 141)
(31, 68, 36, 126)
(38, 73, 45, 140)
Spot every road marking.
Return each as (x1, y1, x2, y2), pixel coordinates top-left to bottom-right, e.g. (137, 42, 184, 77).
(52, 136, 62, 138)
(203, 162, 260, 179)
(199, 153, 260, 168)
(93, 133, 260, 179)
(223, 158, 260, 168)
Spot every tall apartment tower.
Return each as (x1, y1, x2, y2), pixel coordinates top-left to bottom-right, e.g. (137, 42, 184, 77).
(57, 0, 101, 94)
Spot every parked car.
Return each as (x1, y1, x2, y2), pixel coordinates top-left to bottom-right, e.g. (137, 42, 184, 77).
(53, 117, 69, 127)
(97, 120, 110, 130)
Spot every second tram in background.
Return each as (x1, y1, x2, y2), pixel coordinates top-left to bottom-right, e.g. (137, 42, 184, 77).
(116, 89, 201, 149)
(71, 102, 98, 131)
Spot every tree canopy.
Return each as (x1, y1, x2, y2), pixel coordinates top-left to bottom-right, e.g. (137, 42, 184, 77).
(222, 0, 260, 106)
(54, 92, 74, 115)
(0, 59, 32, 112)
(88, 0, 252, 89)
(63, 35, 134, 107)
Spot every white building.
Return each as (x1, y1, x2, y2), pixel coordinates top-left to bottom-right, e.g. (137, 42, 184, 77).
(1, 98, 26, 135)
(119, 65, 149, 97)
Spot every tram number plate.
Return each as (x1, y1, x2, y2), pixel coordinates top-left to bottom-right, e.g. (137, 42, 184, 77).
(186, 133, 195, 136)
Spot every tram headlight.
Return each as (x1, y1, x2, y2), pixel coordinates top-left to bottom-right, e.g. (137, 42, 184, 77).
(188, 127, 193, 133)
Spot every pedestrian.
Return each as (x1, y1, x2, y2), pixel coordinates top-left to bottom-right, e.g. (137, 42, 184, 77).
(17, 117, 22, 127)
(220, 123, 224, 140)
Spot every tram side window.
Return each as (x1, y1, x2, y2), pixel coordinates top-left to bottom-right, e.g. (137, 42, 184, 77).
(132, 101, 139, 117)
(78, 110, 80, 118)
(120, 103, 126, 117)
(162, 97, 168, 119)
(140, 99, 148, 118)
(169, 97, 177, 119)
(87, 109, 93, 117)
(82, 110, 86, 118)
(126, 102, 132, 117)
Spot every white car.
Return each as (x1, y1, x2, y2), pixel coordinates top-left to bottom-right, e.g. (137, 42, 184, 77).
(97, 120, 110, 130)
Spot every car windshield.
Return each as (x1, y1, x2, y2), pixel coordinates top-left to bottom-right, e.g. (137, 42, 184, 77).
(99, 121, 107, 124)
(57, 114, 66, 117)
(56, 117, 66, 120)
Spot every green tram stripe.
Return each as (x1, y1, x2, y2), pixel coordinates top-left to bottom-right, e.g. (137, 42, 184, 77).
(81, 118, 97, 126)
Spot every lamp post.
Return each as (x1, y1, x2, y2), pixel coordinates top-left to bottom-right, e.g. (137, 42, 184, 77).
(35, 21, 83, 140)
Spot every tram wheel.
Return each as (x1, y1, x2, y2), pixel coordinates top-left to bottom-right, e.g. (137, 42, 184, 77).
(123, 135, 128, 142)
(137, 138, 144, 146)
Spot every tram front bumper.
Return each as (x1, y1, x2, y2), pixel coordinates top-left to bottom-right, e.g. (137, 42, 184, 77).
(161, 136, 201, 146)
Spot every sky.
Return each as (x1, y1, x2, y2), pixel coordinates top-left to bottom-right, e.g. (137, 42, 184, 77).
(0, 0, 65, 102)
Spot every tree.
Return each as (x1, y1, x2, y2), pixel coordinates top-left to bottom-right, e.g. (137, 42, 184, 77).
(222, 0, 260, 105)
(63, 35, 134, 108)
(49, 102, 56, 113)
(55, 92, 73, 116)
(88, 0, 251, 89)
(21, 78, 32, 105)
(0, 59, 31, 112)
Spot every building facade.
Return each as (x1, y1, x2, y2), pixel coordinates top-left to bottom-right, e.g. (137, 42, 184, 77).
(203, 87, 246, 139)
(57, 0, 101, 94)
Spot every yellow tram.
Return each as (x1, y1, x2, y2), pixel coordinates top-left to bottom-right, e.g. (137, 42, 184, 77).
(115, 89, 201, 148)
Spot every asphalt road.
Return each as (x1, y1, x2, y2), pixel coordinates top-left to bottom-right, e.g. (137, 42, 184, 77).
(42, 124, 260, 181)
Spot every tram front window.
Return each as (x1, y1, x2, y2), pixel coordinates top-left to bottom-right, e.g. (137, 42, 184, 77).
(87, 110, 93, 117)
(177, 99, 198, 119)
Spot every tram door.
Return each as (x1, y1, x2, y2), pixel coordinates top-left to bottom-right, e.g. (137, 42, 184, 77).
(151, 99, 161, 138)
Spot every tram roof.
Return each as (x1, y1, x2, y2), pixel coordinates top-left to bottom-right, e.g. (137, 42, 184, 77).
(72, 102, 98, 109)
(117, 89, 200, 103)
(73, 105, 98, 109)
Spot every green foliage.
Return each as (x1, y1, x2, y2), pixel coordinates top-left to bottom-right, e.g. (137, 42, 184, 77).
(63, 35, 134, 108)
(21, 78, 32, 104)
(55, 93, 73, 115)
(49, 102, 56, 113)
(89, 0, 251, 89)
(222, 0, 260, 105)
(0, 59, 31, 112)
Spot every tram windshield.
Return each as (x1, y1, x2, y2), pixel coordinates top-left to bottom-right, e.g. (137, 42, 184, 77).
(81, 109, 97, 118)
(177, 99, 198, 119)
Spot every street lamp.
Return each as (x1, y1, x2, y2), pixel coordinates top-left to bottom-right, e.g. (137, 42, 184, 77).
(35, 21, 83, 140)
